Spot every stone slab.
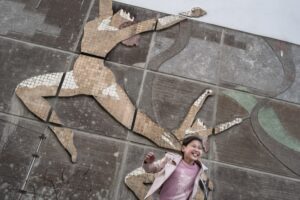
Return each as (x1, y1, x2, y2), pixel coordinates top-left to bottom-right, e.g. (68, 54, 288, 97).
(218, 29, 287, 97)
(0, 189, 20, 200)
(0, 0, 92, 51)
(0, 113, 46, 199)
(274, 42, 300, 104)
(148, 20, 222, 84)
(251, 98, 300, 176)
(211, 161, 300, 200)
(25, 129, 125, 199)
(212, 89, 298, 178)
(0, 37, 74, 121)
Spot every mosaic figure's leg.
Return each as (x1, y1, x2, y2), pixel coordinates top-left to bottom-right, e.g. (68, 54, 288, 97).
(70, 55, 135, 129)
(133, 111, 181, 151)
(174, 89, 213, 141)
(93, 82, 135, 129)
(125, 167, 155, 200)
(15, 73, 64, 122)
(16, 71, 82, 163)
(49, 126, 77, 163)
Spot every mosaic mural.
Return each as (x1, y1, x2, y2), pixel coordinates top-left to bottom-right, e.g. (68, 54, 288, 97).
(13, 1, 243, 199)
(0, 0, 300, 199)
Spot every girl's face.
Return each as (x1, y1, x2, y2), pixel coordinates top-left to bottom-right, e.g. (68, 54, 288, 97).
(182, 140, 203, 164)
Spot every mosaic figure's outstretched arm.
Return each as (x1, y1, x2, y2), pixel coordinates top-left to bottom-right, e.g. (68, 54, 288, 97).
(190, 117, 242, 152)
(213, 117, 243, 135)
(174, 89, 213, 141)
(117, 15, 185, 45)
(133, 111, 182, 151)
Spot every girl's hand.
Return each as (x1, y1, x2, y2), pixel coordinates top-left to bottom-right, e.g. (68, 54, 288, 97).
(144, 152, 155, 164)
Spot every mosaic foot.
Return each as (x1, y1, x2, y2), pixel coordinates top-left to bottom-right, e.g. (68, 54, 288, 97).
(50, 126, 78, 163)
(125, 167, 155, 200)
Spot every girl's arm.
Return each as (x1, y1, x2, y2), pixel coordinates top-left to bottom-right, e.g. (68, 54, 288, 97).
(142, 152, 168, 173)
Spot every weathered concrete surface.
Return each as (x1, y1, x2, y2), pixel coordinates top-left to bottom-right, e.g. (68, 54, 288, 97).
(213, 89, 298, 178)
(0, 0, 92, 51)
(0, 37, 74, 120)
(0, 113, 46, 200)
(253, 99, 300, 176)
(0, 0, 300, 199)
(148, 20, 222, 84)
(218, 30, 289, 97)
(276, 44, 300, 104)
(211, 161, 300, 200)
(24, 129, 125, 199)
(138, 72, 215, 131)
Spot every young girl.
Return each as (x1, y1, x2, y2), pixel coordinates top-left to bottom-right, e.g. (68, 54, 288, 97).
(143, 135, 210, 200)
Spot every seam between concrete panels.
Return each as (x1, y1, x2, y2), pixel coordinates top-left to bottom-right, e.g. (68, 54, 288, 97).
(35, 0, 43, 9)
(135, 31, 157, 107)
(113, 134, 130, 200)
(0, 35, 78, 56)
(72, 0, 96, 52)
(18, 129, 46, 200)
(0, 112, 47, 136)
(217, 29, 225, 86)
(207, 159, 300, 183)
(208, 29, 224, 162)
(208, 87, 219, 164)
(105, 61, 300, 108)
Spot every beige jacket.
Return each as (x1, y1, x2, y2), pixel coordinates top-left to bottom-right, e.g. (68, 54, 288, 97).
(142, 152, 208, 200)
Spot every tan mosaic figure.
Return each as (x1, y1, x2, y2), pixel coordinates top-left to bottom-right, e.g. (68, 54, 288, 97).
(14, 0, 242, 199)
(15, 0, 185, 163)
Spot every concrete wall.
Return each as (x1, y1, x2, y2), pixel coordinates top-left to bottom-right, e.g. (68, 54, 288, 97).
(0, 0, 300, 199)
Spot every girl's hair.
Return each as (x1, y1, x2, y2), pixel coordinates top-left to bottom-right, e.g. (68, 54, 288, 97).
(182, 135, 202, 147)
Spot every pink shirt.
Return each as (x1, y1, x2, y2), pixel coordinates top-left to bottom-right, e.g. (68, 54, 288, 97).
(159, 160, 200, 200)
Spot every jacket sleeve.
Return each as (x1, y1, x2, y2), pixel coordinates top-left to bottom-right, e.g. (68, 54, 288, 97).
(142, 153, 169, 173)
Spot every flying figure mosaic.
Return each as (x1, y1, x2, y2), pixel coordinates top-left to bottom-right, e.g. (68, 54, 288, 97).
(15, 0, 243, 199)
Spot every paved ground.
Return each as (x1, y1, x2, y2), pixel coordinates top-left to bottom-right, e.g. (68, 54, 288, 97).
(0, 0, 300, 199)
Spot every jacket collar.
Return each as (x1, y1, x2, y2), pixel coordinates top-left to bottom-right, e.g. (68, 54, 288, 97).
(167, 152, 208, 170)
(195, 159, 208, 171)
